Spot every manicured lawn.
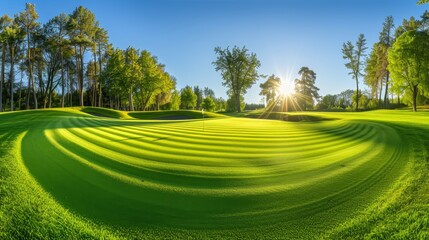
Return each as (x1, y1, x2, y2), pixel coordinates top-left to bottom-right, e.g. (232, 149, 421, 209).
(0, 108, 428, 239)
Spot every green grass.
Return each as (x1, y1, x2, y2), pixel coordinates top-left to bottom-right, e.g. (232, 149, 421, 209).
(128, 109, 224, 119)
(0, 108, 428, 239)
(80, 107, 132, 119)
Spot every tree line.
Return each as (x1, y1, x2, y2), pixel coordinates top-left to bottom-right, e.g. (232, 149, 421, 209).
(0, 4, 186, 112)
(0, 4, 265, 113)
(342, 6, 429, 112)
(1, 3, 427, 113)
(258, 1, 429, 112)
(258, 4, 429, 112)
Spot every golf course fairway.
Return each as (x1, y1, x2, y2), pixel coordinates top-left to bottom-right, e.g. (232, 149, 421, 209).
(0, 108, 428, 239)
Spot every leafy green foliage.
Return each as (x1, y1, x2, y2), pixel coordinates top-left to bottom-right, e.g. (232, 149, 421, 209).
(137, 50, 172, 110)
(201, 96, 215, 112)
(259, 74, 281, 105)
(388, 30, 429, 111)
(67, 6, 97, 106)
(317, 94, 338, 110)
(226, 95, 245, 112)
(16, 3, 39, 110)
(213, 46, 261, 112)
(180, 85, 197, 109)
(294, 67, 320, 110)
(342, 34, 367, 111)
(103, 48, 126, 101)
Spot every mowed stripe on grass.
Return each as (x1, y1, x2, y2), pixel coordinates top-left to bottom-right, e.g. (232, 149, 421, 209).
(18, 109, 408, 234)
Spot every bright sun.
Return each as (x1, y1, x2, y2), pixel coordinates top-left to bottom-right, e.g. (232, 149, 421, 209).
(279, 80, 295, 97)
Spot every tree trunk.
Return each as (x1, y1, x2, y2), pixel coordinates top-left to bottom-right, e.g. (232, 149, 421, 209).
(31, 69, 37, 109)
(236, 94, 241, 113)
(25, 34, 37, 110)
(48, 89, 52, 108)
(383, 72, 390, 108)
(25, 34, 30, 110)
(69, 67, 73, 107)
(98, 44, 103, 107)
(412, 85, 417, 112)
(9, 45, 15, 111)
(378, 81, 383, 108)
(19, 70, 23, 110)
(60, 46, 65, 108)
(0, 44, 5, 112)
(93, 50, 97, 107)
(129, 87, 134, 111)
(355, 78, 359, 111)
(25, 76, 30, 109)
(43, 75, 52, 109)
(78, 47, 84, 106)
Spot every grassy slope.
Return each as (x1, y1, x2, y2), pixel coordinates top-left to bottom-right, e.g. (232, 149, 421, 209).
(79, 107, 132, 119)
(0, 108, 428, 239)
(128, 110, 223, 119)
(79, 107, 224, 120)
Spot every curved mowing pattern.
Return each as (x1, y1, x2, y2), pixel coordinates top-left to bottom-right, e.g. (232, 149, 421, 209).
(20, 111, 408, 235)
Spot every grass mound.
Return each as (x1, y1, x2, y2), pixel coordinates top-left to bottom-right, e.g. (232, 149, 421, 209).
(80, 107, 131, 119)
(128, 110, 223, 120)
(0, 109, 428, 239)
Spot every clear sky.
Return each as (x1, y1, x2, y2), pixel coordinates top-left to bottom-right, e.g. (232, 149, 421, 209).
(1, 0, 427, 103)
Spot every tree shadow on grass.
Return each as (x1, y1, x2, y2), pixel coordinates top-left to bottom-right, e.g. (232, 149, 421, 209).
(246, 112, 339, 122)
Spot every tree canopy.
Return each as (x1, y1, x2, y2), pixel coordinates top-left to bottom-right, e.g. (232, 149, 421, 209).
(259, 75, 281, 106)
(180, 86, 197, 110)
(388, 30, 429, 111)
(295, 67, 320, 110)
(213, 46, 261, 112)
(342, 34, 367, 111)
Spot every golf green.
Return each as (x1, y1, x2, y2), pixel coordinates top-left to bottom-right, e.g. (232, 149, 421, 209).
(1, 108, 428, 239)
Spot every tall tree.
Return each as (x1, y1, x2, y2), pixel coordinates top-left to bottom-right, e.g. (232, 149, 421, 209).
(93, 26, 108, 107)
(16, 3, 39, 109)
(86, 60, 98, 106)
(202, 96, 215, 112)
(154, 71, 174, 110)
(137, 50, 165, 110)
(203, 87, 215, 99)
(102, 48, 125, 109)
(294, 67, 320, 110)
(365, 43, 387, 106)
(379, 16, 394, 107)
(0, 15, 12, 112)
(395, 17, 421, 38)
(169, 89, 181, 110)
(180, 85, 197, 109)
(4, 22, 24, 111)
(33, 27, 52, 108)
(338, 89, 354, 108)
(193, 86, 203, 110)
(67, 6, 96, 106)
(45, 13, 69, 108)
(124, 47, 141, 111)
(259, 74, 281, 106)
(342, 34, 367, 111)
(388, 30, 429, 112)
(213, 46, 261, 112)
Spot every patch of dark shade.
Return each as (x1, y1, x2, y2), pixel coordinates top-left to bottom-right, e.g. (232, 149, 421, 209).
(154, 115, 195, 120)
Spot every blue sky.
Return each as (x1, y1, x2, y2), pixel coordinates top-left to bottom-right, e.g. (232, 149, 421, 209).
(1, 0, 427, 103)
